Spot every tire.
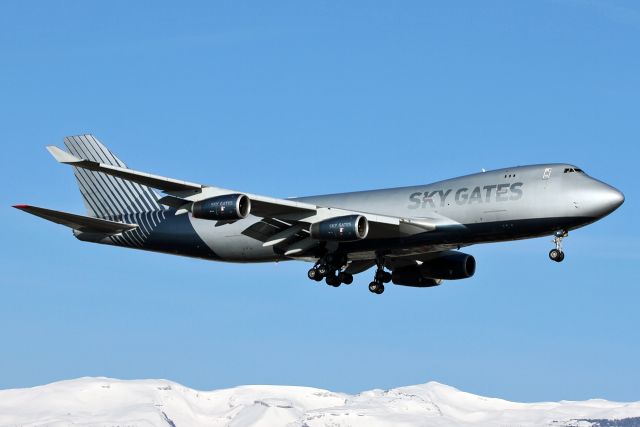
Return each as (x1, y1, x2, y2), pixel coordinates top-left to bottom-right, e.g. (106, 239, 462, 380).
(557, 251, 565, 262)
(308, 268, 318, 280)
(326, 275, 341, 287)
(338, 272, 353, 285)
(375, 270, 392, 283)
(368, 281, 379, 293)
(549, 249, 562, 262)
(375, 284, 385, 294)
(317, 265, 329, 276)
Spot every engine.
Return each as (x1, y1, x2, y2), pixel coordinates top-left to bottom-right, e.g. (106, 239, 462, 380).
(391, 266, 442, 287)
(191, 194, 251, 220)
(391, 252, 476, 287)
(309, 215, 369, 241)
(420, 252, 476, 280)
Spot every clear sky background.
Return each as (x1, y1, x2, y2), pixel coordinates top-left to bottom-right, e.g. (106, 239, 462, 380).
(1, 1, 638, 402)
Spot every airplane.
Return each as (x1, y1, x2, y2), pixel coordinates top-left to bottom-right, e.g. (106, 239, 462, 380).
(14, 135, 624, 295)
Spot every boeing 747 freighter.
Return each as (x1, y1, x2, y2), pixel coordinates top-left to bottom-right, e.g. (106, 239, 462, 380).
(14, 135, 624, 294)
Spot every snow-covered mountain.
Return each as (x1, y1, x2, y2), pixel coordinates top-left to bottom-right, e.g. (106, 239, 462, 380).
(1, 377, 639, 427)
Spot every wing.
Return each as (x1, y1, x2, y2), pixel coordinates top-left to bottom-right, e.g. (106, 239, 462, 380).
(47, 142, 457, 257)
(13, 205, 138, 234)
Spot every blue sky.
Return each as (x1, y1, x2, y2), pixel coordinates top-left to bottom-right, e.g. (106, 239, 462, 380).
(1, 1, 638, 402)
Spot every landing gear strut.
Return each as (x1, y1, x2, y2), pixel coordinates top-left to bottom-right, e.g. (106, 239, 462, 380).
(369, 257, 391, 295)
(307, 254, 353, 287)
(549, 230, 567, 263)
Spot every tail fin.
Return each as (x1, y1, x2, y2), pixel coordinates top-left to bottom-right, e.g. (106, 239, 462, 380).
(63, 135, 162, 219)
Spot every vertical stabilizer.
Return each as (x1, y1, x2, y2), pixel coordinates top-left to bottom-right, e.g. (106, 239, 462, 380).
(63, 135, 162, 219)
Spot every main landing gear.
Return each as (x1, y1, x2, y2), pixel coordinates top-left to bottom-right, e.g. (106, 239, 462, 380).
(307, 254, 390, 294)
(368, 260, 391, 295)
(307, 254, 353, 288)
(549, 230, 567, 263)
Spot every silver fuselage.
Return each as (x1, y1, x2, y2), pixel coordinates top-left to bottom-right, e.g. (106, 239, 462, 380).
(111, 163, 622, 263)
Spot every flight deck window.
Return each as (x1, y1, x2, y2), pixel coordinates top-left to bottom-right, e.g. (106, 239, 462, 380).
(564, 167, 586, 174)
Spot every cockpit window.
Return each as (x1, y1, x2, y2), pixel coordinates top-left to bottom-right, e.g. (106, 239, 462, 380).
(564, 167, 585, 174)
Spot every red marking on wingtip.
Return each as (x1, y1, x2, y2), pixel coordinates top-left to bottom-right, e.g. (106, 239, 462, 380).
(13, 204, 30, 209)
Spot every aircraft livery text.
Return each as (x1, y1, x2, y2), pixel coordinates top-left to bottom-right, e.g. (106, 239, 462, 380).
(408, 182, 524, 209)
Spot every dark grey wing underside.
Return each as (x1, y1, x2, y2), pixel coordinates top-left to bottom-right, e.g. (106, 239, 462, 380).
(13, 205, 138, 234)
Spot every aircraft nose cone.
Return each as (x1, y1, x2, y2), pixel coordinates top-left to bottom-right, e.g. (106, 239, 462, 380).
(591, 183, 624, 217)
(610, 187, 625, 210)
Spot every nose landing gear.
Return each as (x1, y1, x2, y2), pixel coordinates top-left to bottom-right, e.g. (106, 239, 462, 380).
(549, 230, 567, 262)
(549, 248, 564, 262)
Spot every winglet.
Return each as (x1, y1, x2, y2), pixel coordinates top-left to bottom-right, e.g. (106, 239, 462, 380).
(46, 145, 81, 164)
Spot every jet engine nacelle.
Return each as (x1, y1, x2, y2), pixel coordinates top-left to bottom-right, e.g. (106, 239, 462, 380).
(191, 194, 251, 220)
(420, 252, 476, 280)
(392, 266, 443, 287)
(310, 215, 369, 241)
(391, 252, 476, 286)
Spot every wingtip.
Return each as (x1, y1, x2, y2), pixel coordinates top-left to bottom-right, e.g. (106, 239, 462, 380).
(12, 204, 30, 210)
(46, 145, 80, 163)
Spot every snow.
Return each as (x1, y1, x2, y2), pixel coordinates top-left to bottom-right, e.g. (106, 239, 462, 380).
(0, 377, 638, 427)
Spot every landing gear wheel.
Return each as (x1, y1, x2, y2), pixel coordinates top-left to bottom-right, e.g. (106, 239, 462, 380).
(549, 249, 564, 262)
(308, 268, 319, 280)
(369, 281, 384, 294)
(317, 264, 329, 276)
(549, 230, 567, 263)
(326, 275, 341, 287)
(338, 272, 353, 285)
(369, 281, 379, 293)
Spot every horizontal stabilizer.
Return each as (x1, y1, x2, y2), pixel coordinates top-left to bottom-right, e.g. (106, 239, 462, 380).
(13, 205, 138, 234)
(47, 145, 203, 193)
